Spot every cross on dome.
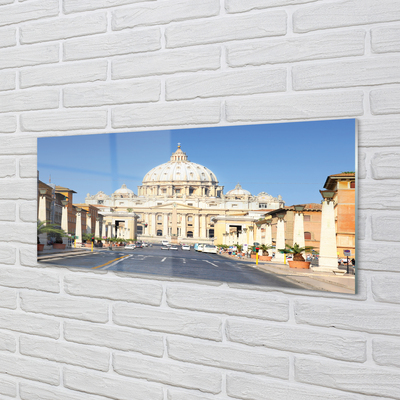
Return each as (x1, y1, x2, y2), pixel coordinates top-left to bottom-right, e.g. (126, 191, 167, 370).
(170, 144, 188, 162)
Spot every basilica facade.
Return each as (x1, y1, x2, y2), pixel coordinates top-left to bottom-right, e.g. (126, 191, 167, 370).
(85, 145, 285, 244)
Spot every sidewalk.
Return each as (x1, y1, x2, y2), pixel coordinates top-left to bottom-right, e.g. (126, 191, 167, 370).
(37, 247, 93, 261)
(218, 253, 355, 294)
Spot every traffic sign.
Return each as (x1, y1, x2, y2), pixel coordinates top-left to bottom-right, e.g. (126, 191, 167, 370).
(344, 250, 351, 256)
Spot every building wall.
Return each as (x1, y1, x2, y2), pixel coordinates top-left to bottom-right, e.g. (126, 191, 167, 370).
(1, 1, 399, 399)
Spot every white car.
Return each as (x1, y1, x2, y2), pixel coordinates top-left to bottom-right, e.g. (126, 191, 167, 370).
(161, 240, 169, 246)
(161, 245, 170, 250)
(125, 244, 136, 250)
(203, 244, 217, 254)
(197, 244, 205, 252)
(181, 245, 190, 251)
(170, 245, 179, 251)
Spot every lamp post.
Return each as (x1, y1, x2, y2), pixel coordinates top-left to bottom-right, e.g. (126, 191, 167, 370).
(318, 190, 339, 272)
(275, 211, 286, 263)
(75, 208, 82, 247)
(38, 188, 48, 223)
(293, 204, 306, 251)
(265, 221, 272, 246)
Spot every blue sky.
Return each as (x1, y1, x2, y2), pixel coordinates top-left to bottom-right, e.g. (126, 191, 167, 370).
(37, 119, 356, 206)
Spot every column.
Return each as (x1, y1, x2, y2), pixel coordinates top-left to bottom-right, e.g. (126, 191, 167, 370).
(75, 208, 82, 245)
(319, 200, 339, 271)
(293, 212, 305, 249)
(222, 233, 226, 246)
(181, 214, 186, 238)
(265, 223, 272, 246)
(201, 215, 207, 238)
(256, 225, 262, 244)
(112, 224, 115, 238)
(95, 218, 100, 238)
(102, 220, 106, 239)
(242, 228, 248, 245)
(248, 226, 254, 246)
(61, 200, 68, 233)
(194, 215, 200, 239)
(107, 223, 111, 239)
(38, 190, 47, 222)
(275, 218, 285, 263)
(85, 214, 91, 234)
(163, 213, 168, 237)
(152, 213, 157, 236)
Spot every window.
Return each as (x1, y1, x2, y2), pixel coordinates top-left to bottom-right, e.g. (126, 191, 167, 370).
(157, 215, 162, 221)
(304, 232, 311, 240)
(304, 215, 310, 221)
(187, 203, 193, 206)
(98, 200, 103, 204)
(208, 229, 214, 238)
(188, 216, 193, 222)
(137, 226, 143, 234)
(157, 230, 162, 236)
(259, 203, 268, 209)
(187, 231, 193, 238)
(162, 189, 167, 193)
(175, 189, 181, 194)
(232, 204, 238, 208)
(350, 181, 355, 188)
(157, 203, 162, 206)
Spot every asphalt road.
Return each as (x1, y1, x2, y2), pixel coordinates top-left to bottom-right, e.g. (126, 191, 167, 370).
(39, 244, 303, 288)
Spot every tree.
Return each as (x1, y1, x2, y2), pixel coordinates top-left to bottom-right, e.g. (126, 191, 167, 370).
(259, 244, 273, 256)
(278, 243, 314, 262)
(37, 221, 67, 244)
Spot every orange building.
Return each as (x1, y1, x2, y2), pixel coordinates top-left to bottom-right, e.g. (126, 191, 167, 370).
(323, 173, 356, 258)
(55, 186, 78, 235)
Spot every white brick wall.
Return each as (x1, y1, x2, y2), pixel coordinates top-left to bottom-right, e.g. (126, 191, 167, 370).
(0, 1, 399, 399)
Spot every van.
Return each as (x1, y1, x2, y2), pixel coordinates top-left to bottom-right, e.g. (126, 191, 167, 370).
(194, 243, 199, 251)
(161, 240, 169, 246)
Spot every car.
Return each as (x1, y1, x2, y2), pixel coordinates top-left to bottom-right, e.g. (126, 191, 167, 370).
(181, 245, 190, 251)
(161, 240, 169, 246)
(135, 243, 143, 248)
(197, 244, 205, 252)
(203, 244, 217, 254)
(169, 245, 178, 251)
(161, 244, 171, 250)
(125, 244, 136, 250)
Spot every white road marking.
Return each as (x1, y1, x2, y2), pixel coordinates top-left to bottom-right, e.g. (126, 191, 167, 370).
(161, 257, 166, 262)
(205, 260, 218, 268)
(102, 255, 132, 270)
(181, 258, 186, 264)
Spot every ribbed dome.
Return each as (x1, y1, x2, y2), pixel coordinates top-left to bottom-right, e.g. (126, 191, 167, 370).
(142, 145, 218, 184)
(114, 184, 135, 195)
(226, 183, 251, 196)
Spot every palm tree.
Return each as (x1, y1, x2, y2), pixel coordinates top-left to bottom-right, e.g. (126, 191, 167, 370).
(259, 244, 273, 256)
(278, 243, 314, 262)
(37, 221, 67, 244)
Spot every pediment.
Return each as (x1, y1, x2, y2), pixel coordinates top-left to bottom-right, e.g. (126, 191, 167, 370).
(150, 202, 200, 210)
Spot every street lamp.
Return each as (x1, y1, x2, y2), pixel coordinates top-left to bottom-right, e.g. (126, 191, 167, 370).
(276, 212, 285, 220)
(320, 190, 336, 204)
(39, 188, 47, 195)
(293, 204, 305, 214)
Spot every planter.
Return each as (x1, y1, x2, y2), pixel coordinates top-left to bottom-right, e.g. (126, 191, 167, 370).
(288, 260, 310, 269)
(259, 255, 272, 261)
(251, 254, 256, 259)
(53, 243, 66, 250)
(37, 244, 44, 251)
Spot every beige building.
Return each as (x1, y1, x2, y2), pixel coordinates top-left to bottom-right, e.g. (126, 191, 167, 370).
(85, 145, 285, 243)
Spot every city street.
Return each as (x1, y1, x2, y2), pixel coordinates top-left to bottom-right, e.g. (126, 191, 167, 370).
(39, 244, 304, 288)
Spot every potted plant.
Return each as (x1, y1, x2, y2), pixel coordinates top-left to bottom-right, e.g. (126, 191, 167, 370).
(279, 243, 314, 269)
(259, 244, 273, 261)
(37, 221, 67, 251)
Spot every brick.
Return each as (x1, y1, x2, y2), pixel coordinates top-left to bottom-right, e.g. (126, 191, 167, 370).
(0, 222, 36, 242)
(167, 389, 226, 400)
(19, 201, 37, 222)
(20, 335, 110, 371)
(373, 337, 400, 368)
(0, 0, 13, 5)
(0, 88, 59, 113)
(19, 156, 37, 178)
(358, 241, 400, 272)
(0, 0, 58, 27)
(371, 151, 400, 179)
(0, 42, 58, 70)
(0, 180, 37, 200)
(166, 68, 286, 100)
(64, 320, 164, 357)
(0, 330, 16, 352)
(113, 303, 222, 341)
(372, 275, 400, 304)
(226, 91, 363, 122)
(370, 86, 400, 115)
(0, 157, 15, 177)
(20, 291, 109, 323)
(0, 115, 17, 133)
(0, 70, 15, 91)
(167, 336, 289, 379)
(227, 371, 361, 400)
(113, 353, 222, 394)
(0, 353, 59, 385)
(0, 375, 16, 398)
(0, 27, 15, 48)
(0, 202, 16, 221)
(295, 357, 400, 399)
(166, 10, 287, 48)
(227, 30, 365, 67)
(20, 12, 107, 44)
(64, 367, 163, 400)
(358, 151, 366, 179)
(20, 60, 107, 89)
(20, 244, 39, 267)
(64, 274, 163, 305)
(112, 0, 219, 30)
(167, 286, 289, 321)
(358, 210, 366, 241)
(64, 28, 161, 61)
(295, 299, 400, 335)
(227, 0, 316, 13)
(371, 213, 400, 242)
(112, 46, 221, 79)
(64, 79, 160, 107)
(0, 244, 16, 264)
(0, 136, 36, 155)
(64, 0, 157, 14)
(293, 57, 400, 91)
(0, 309, 60, 338)
(0, 266, 59, 292)
(0, 287, 17, 309)
(293, 0, 400, 33)
(21, 109, 108, 132)
(372, 24, 400, 53)
(358, 117, 400, 147)
(112, 100, 221, 128)
(226, 319, 366, 363)
(20, 382, 113, 400)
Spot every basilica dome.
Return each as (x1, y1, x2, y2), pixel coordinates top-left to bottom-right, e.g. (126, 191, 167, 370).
(226, 183, 251, 196)
(113, 184, 136, 196)
(142, 145, 218, 184)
